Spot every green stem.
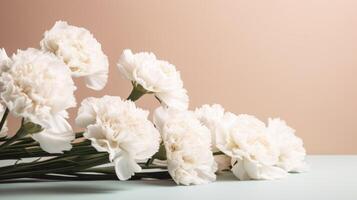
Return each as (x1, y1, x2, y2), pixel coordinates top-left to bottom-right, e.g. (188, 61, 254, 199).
(80, 164, 167, 175)
(0, 108, 9, 133)
(0, 125, 27, 150)
(0, 171, 171, 182)
(0, 142, 96, 160)
(0, 147, 97, 160)
(0, 138, 92, 160)
(0, 153, 109, 178)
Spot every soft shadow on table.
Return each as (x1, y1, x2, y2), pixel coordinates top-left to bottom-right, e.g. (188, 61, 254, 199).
(0, 184, 121, 196)
(137, 178, 176, 187)
(216, 172, 239, 182)
(0, 183, 121, 197)
(0, 178, 176, 196)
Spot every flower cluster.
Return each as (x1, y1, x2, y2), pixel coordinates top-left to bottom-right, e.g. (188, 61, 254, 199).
(195, 104, 308, 180)
(0, 21, 110, 153)
(0, 20, 307, 186)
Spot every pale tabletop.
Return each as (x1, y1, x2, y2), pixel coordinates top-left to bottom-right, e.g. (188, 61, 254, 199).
(0, 155, 356, 200)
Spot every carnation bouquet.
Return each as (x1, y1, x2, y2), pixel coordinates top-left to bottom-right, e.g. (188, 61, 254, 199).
(0, 21, 307, 185)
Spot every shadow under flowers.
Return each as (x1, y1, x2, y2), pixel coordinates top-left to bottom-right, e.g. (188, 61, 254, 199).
(0, 183, 122, 196)
(0, 171, 176, 196)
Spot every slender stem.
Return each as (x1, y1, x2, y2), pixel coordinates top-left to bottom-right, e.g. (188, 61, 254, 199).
(26, 173, 118, 181)
(6, 141, 37, 149)
(0, 125, 27, 150)
(0, 137, 92, 160)
(0, 147, 97, 160)
(0, 171, 171, 182)
(0, 108, 9, 133)
(0, 145, 96, 160)
(80, 164, 167, 175)
(0, 153, 109, 178)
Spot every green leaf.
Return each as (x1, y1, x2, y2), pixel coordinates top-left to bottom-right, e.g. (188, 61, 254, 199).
(23, 122, 43, 134)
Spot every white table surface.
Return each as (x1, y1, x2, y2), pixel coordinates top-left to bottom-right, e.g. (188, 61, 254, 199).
(0, 155, 356, 200)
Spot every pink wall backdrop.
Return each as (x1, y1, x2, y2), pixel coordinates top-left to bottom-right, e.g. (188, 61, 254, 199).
(0, 0, 357, 154)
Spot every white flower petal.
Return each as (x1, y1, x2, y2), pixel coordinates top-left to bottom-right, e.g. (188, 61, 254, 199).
(85, 71, 108, 90)
(75, 97, 97, 128)
(114, 153, 142, 180)
(231, 159, 250, 181)
(155, 89, 188, 110)
(152, 106, 171, 131)
(32, 115, 74, 153)
(232, 158, 287, 180)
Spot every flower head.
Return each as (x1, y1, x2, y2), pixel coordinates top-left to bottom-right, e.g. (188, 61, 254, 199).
(76, 95, 161, 180)
(154, 107, 217, 185)
(41, 21, 109, 90)
(216, 114, 287, 180)
(117, 49, 188, 110)
(0, 48, 77, 153)
(267, 118, 308, 172)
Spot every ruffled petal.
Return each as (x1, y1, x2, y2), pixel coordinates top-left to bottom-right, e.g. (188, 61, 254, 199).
(32, 115, 74, 153)
(85, 70, 108, 91)
(114, 153, 142, 180)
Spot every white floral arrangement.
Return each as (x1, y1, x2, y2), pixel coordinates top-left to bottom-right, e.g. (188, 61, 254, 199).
(0, 21, 307, 185)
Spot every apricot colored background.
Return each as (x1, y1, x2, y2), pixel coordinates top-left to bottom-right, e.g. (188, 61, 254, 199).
(0, 0, 356, 154)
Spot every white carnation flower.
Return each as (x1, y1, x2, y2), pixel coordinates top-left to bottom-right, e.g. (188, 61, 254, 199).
(117, 49, 188, 110)
(75, 96, 161, 180)
(154, 107, 217, 185)
(267, 118, 308, 172)
(216, 113, 287, 180)
(0, 48, 77, 153)
(41, 21, 109, 90)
